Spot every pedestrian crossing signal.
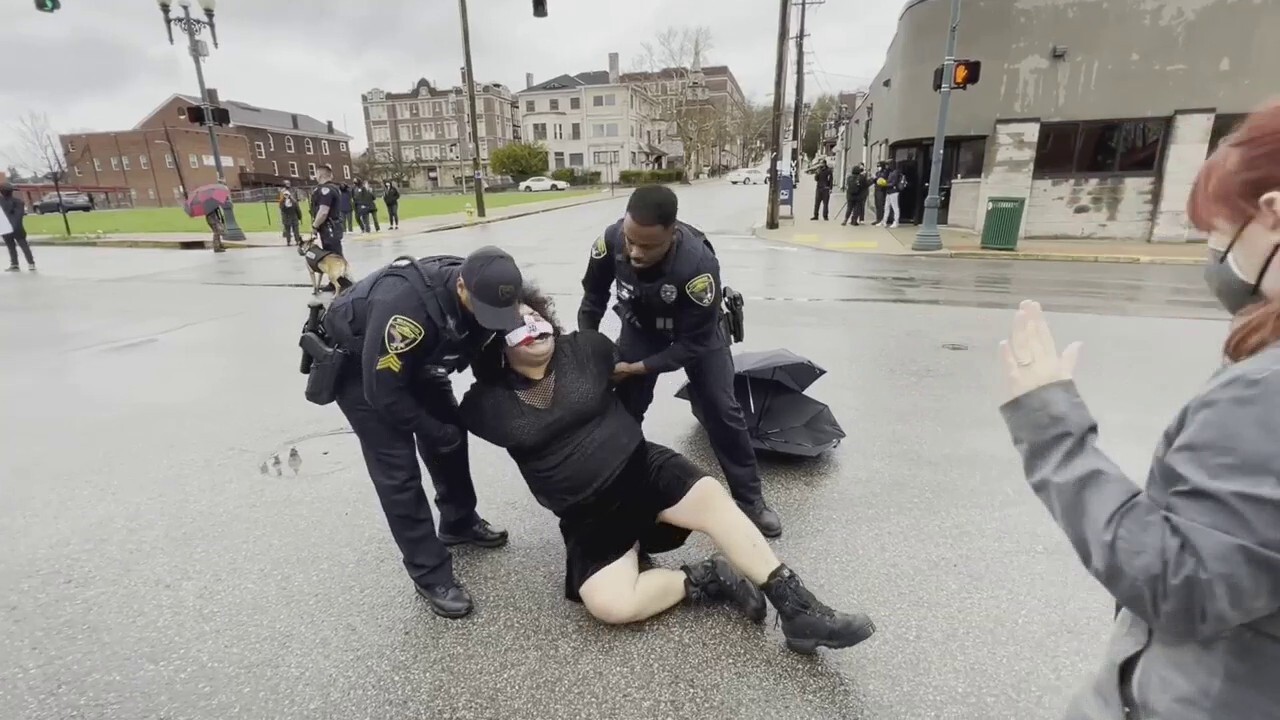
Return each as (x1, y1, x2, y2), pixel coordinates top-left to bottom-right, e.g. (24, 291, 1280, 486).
(34, 0, 61, 11)
(933, 60, 982, 92)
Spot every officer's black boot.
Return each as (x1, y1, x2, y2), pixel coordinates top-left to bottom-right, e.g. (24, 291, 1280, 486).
(415, 577, 474, 619)
(762, 564, 875, 654)
(682, 555, 767, 624)
(439, 518, 509, 549)
(741, 501, 783, 538)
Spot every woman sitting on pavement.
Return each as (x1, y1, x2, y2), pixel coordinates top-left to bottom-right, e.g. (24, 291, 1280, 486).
(458, 291, 875, 654)
(996, 103, 1280, 718)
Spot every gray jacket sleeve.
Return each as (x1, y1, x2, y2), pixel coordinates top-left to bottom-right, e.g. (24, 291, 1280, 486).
(1000, 375, 1280, 642)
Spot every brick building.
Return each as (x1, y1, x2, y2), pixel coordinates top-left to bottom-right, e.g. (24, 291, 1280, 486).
(59, 90, 353, 208)
(361, 75, 519, 190)
(620, 59, 747, 171)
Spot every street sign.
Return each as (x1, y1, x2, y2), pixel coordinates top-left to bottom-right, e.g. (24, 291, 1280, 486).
(473, 171, 482, 179)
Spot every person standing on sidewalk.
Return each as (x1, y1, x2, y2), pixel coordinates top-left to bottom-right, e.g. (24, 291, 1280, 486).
(339, 183, 355, 234)
(0, 183, 35, 272)
(363, 180, 382, 233)
(841, 166, 869, 226)
(384, 180, 401, 230)
(877, 165, 906, 228)
(810, 160, 833, 221)
(871, 161, 890, 224)
(278, 182, 303, 246)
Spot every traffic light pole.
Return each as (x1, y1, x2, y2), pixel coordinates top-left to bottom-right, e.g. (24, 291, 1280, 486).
(912, 0, 961, 252)
(177, 2, 243, 246)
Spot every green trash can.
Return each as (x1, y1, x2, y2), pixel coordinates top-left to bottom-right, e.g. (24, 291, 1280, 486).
(980, 197, 1026, 251)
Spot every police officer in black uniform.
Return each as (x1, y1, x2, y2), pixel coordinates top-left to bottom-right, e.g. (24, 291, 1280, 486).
(577, 185, 783, 538)
(323, 246, 526, 618)
(309, 164, 345, 260)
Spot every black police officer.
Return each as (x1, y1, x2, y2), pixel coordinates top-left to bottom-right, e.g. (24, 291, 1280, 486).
(323, 246, 525, 618)
(577, 185, 783, 537)
(309, 164, 345, 259)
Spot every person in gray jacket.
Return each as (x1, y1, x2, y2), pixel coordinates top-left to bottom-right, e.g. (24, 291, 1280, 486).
(996, 102, 1280, 720)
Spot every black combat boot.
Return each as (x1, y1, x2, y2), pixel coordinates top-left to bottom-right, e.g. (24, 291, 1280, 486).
(762, 565, 875, 654)
(741, 501, 783, 538)
(415, 577, 474, 619)
(682, 555, 767, 624)
(439, 518, 509, 549)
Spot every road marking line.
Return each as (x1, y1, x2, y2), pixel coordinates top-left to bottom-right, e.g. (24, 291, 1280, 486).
(792, 235, 821, 244)
(826, 241, 879, 250)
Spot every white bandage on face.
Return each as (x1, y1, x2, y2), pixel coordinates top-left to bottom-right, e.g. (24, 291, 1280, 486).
(505, 316, 554, 347)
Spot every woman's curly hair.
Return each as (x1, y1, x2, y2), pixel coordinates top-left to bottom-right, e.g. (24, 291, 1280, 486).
(470, 282, 561, 384)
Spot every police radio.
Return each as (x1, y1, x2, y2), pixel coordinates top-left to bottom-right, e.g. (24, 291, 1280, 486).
(721, 286, 745, 344)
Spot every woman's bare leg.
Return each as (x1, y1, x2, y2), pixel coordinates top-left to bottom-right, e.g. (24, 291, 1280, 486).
(577, 547, 688, 625)
(659, 477, 780, 584)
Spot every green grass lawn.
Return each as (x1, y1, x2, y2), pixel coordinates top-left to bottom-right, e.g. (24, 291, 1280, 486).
(23, 190, 597, 236)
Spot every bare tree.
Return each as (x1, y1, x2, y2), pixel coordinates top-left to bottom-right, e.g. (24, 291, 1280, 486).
(9, 112, 66, 181)
(633, 26, 729, 177)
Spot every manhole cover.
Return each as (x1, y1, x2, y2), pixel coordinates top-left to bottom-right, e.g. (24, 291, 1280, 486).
(941, 342, 969, 351)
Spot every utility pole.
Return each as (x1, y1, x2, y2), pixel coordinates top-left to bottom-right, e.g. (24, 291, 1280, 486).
(458, 0, 486, 218)
(791, 0, 809, 175)
(913, 0, 962, 252)
(764, 0, 791, 230)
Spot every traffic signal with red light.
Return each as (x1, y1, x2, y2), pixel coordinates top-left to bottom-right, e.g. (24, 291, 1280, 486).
(933, 59, 982, 92)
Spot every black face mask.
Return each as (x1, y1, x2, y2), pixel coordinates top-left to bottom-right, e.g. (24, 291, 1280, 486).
(1205, 222, 1280, 314)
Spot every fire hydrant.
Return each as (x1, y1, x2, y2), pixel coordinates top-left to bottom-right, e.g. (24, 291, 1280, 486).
(464, 202, 475, 224)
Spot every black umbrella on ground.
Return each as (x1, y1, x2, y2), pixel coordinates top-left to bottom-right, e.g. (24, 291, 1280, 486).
(675, 349, 845, 457)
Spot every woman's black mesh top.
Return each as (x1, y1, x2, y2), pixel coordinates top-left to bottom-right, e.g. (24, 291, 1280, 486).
(459, 330, 644, 514)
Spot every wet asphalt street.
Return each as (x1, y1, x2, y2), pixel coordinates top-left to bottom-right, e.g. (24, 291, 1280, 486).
(0, 183, 1228, 720)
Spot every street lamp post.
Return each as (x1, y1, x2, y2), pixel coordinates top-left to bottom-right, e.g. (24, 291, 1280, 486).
(157, 0, 245, 247)
(457, 0, 486, 218)
(912, 0, 962, 252)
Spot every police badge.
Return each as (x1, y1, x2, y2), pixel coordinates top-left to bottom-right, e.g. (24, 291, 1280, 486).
(660, 284, 677, 304)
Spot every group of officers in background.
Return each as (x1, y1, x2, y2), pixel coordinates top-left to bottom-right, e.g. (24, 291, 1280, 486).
(299, 183, 781, 617)
(276, 171, 402, 247)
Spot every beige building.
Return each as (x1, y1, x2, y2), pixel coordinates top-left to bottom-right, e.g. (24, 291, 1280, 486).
(517, 54, 664, 180)
(361, 76, 518, 190)
(838, 0, 1279, 242)
(622, 60, 748, 171)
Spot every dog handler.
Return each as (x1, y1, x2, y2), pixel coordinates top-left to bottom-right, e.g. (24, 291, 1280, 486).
(309, 164, 346, 259)
(317, 246, 527, 618)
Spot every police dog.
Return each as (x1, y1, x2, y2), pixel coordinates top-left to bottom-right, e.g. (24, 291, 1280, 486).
(297, 239, 353, 296)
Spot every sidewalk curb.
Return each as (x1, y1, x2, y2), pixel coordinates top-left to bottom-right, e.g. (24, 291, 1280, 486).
(27, 191, 626, 250)
(751, 226, 1203, 266)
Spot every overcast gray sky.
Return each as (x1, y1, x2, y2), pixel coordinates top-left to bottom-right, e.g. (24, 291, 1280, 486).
(1, 0, 900, 170)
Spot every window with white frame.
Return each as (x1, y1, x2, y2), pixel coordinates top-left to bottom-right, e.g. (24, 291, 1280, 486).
(592, 151, 619, 164)
(307, 162, 317, 178)
(147, 188, 156, 199)
(343, 165, 351, 179)
(553, 124, 563, 140)
(285, 136, 295, 153)
(339, 142, 347, 152)
(272, 160, 279, 175)
(400, 124, 414, 141)
(94, 158, 102, 171)
(174, 187, 184, 199)
(121, 156, 131, 170)
(304, 138, 314, 155)
(111, 156, 120, 170)
(606, 123, 618, 137)
(67, 140, 77, 152)
(369, 105, 388, 121)
(321, 140, 330, 155)
(74, 166, 83, 177)
(254, 141, 265, 158)
(130, 189, 137, 200)
(139, 154, 149, 169)
(288, 161, 299, 176)
(371, 127, 391, 143)
(479, 139, 489, 158)
(165, 154, 174, 168)
(268, 134, 275, 151)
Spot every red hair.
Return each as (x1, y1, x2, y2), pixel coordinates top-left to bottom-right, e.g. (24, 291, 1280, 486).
(1187, 102, 1280, 362)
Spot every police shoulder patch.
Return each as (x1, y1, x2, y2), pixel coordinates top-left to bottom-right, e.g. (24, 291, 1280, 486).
(685, 273, 717, 307)
(321, 187, 331, 195)
(590, 234, 608, 260)
(384, 315, 425, 354)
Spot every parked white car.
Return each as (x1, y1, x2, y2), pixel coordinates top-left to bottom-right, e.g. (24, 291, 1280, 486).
(727, 168, 768, 185)
(519, 176, 570, 192)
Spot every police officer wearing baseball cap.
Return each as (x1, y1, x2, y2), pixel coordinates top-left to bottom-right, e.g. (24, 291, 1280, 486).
(322, 246, 525, 618)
